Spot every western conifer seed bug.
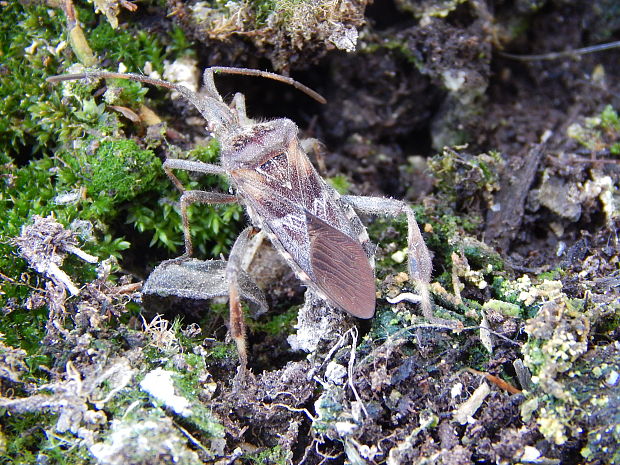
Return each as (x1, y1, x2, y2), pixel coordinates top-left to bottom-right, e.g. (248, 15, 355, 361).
(48, 67, 433, 372)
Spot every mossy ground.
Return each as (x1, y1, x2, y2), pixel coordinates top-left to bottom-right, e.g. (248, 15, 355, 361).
(1, 1, 619, 464)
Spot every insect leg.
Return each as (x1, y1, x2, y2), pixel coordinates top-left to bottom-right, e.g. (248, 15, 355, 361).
(230, 93, 252, 126)
(163, 159, 227, 192)
(163, 158, 235, 256)
(300, 138, 327, 175)
(342, 195, 434, 319)
(226, 226, 255, 373)
(177, 190, 238, 256)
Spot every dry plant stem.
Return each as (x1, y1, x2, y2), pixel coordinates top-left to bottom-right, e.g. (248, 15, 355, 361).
(63, 0, 96, 67)
(500, 40, 620, 61)
(465, 368, 521, 394)
(347, 327, 369, 418)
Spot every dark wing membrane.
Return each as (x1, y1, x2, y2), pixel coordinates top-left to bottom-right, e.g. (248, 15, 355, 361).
(306, 211, 375, 319)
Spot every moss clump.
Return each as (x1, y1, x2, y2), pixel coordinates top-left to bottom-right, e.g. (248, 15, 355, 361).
(427, 148, 503, 209)
(88, 22, 166, 74)
(163, 355, 225, 437)
(517, 278, 620, 462)
(81, 140, 161, 202)
(245, 445, 291, 465)
(567, 104, 620, 155)
(0, 3, 68, 157)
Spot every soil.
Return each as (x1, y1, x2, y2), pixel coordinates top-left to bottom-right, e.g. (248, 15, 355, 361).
(150, 1, 619, 463)
(2, 0, 619, 464)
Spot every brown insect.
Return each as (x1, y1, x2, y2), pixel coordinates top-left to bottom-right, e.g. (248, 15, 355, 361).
(48, 67, 433, 371)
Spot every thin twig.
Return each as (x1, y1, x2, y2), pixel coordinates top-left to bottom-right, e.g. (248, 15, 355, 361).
(347, 327, 369, 419)
(499, 40, 620, 61)
(269, 403, 316, 421)
(173, 420, 211, 455)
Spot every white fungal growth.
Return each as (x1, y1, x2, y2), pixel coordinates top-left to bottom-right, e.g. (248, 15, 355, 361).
(140, 368, 192, 417)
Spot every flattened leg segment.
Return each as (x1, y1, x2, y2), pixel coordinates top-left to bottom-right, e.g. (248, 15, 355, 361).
(342, 195, 433, 318)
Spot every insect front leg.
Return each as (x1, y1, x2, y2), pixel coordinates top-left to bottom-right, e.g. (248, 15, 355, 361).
(342, 195, 434, 319)
(163, 159, 236, 256)
(230, 93, 252, 126)
(300, 138, 327, 175)
(163, 158, 227, 191)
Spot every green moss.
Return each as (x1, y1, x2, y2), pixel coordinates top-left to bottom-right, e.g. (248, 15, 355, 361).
(167, 25, 196, 59)
(0, 411, 91, 465)
(82, 139, 161, 202)
(162, 355, 225, 438)
(428, 149, 503, 209)
(601, 104, 620, 131)
(327, 174, 350, 195)
(207, 341, 238, 361)
(250, 0, 278, 25)
(0, 3, 245, 463)
(0, 412, 54, 464)
(517, 293, 620, 459)
(89, 22, 166, 74)
(252, 306, 299, 336)
(36, 432, 92, 465)
(568, 105, 620, 154)
(0, 3, 68, 157)
(245, 445, 291, 465)
(481, 299, 521, 318)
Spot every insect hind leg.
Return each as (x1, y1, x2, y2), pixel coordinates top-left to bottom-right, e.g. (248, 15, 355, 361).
(225, 227, 257, 375)
(342, 195, 434, 319)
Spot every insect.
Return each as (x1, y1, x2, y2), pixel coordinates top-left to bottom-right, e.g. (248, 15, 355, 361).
(48, 67, 433, 371)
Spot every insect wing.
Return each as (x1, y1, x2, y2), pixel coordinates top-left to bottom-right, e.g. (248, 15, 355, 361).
(231, 141, 375, 317)
(305, 211, 375, 318)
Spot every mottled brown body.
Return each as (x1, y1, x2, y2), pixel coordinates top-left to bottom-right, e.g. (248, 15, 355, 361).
(47, 67, 433, 372)
(223, 119, 376, 318)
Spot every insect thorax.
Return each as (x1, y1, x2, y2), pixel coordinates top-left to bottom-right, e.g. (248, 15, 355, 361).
(221, 119, 297, 171)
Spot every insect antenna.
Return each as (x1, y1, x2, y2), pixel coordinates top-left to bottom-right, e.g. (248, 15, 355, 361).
(47, 71, 236, 131)
(208, 67, 326, 104)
